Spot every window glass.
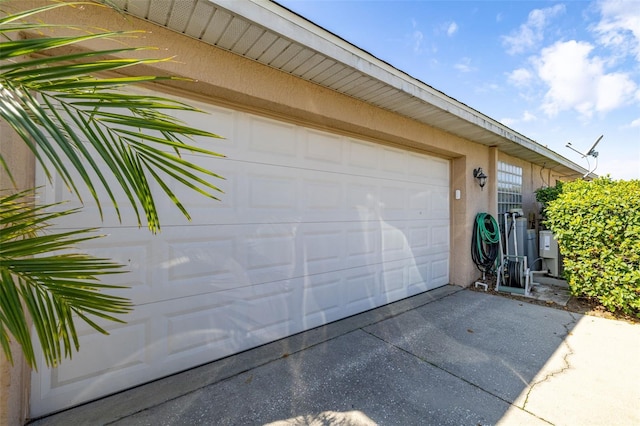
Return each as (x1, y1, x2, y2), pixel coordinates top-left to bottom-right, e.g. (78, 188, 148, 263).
(497, 161, 523, 221)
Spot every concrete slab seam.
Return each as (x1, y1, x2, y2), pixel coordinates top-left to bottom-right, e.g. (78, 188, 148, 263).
(359, 327, 549, 423)
(97, 286, 464, 424)
(521, 313, 578, 412)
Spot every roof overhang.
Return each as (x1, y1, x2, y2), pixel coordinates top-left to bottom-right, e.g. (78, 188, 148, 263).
(110, 0, 592, 178)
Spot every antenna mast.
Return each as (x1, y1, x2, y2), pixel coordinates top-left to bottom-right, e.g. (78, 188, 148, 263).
(565, 135, 603, 178)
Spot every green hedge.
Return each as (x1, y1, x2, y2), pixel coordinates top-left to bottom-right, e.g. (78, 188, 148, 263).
(545, 177, 640, 317)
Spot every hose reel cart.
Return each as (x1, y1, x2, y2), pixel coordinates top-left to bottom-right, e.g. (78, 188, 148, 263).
(497, 211, 531, 295)
(471, 212, 531, 295)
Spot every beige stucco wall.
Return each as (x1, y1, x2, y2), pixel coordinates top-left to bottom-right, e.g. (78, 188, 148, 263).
(11, 0, 538, 287)
(18, 0, 498, 289)
(498, 152, 567, 230)
(2, 2, 580, 421)
(0, 122, 34, 425)
(1, 6, 38, 422)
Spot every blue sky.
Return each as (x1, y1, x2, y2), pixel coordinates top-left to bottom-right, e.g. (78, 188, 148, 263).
(277, 0, 640, 180)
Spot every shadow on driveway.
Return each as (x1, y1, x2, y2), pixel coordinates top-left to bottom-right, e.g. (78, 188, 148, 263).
(31, 286, 640, 425)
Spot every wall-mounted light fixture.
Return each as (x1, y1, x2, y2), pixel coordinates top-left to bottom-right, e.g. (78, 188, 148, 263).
(473, 167, 487, 190)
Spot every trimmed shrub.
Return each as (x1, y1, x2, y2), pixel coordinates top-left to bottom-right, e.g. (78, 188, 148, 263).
(545, 177, 640, 317)
(535, 181, 564, 218)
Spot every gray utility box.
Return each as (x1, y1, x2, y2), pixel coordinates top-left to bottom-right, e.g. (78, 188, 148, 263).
(506, 216, 539, 272)
(539, 230, 563, 277)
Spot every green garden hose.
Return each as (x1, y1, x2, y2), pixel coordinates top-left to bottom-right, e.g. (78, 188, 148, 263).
(471, 213, 500, 275)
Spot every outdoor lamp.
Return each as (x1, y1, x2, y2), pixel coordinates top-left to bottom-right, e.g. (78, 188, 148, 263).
(473, 167, 487, 190)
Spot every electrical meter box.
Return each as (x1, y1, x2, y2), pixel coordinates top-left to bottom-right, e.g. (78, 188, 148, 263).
(539, 230, 562, 277)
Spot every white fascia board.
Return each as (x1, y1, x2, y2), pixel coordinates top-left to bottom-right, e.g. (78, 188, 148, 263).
(209, 0, 589, 176)
(211, 0, 469, 112)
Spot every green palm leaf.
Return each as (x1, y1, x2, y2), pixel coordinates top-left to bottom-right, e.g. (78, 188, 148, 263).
(0, 1, 227, 369)
(0, 190, 131, 369)
(0, 1, 225, 233)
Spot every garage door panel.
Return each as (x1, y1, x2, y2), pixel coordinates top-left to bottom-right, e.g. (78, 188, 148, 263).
(50, 229, 169, 306)
(430, 222, 450, 249)
(380, 147, 408, 177)
(165, 301, 234, 357)
(161, 155, 237, 221)
(247, 115, 299, 159)
(408, 257, 430, 286)
(346, 181, 381, 220)
(31, 304, 159, 417)
(153, 293, 245, 367)
(407, 153, 433, 179)
(248, 173, 298, 211)
(53, 323, 149, 389)
(408, 188, 434, 212)
(167, 234, 236, 282)
(431, 256, 450, 285)
(165, 224, 298, 293)
(32, 97, 450, 417)
(408, 153, 447, 182)
(36, 159, 154, 230)
(346, 225, 380, 267)
(173, 103, 237, 153)
(380, 262, 407, 297)
(299, 226, 345, 275)
(102, 227, 237, 305)
(37, 152, 232, 230)
(430, 188, 450, 218)
(304, 128, 344, 166)
(300, 275, 343, 323)
(344, 268, 380, 312)
(245, 230, 296, 280)
(414, 156, 449, 185)
(301, 177, 344, 213)
(73, 229, 154, 293)
(155, 226, 244, 303)
(225, 283, 297, 340)
(407, 223, 431, 251)
(379, 184, 408, 219)
(347, 139, 379, 170)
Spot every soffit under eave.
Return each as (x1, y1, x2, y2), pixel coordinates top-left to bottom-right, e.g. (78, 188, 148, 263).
(108, 0, 589, 177)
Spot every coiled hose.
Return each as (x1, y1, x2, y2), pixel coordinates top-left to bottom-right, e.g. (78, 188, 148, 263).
(471, 213, 500, 275)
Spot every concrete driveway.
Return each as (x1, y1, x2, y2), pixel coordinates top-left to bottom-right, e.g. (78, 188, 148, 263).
(31, 286, 640, 425)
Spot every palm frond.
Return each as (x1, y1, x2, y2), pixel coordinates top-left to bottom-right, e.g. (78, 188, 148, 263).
(0, 190, 131, 369)
(0, 2, 225, 233)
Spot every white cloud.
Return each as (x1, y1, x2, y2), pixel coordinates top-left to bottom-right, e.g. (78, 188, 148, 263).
(474, 82, 501, 94)
(447, 22, 458, 37)
(507, 68, 533, 87)
(535, 40, 638, 117)
(594, 0, 640, 62)
(630, 118, 640, 128)
(501, 118, 516, 127)
(598, 157, 640, 180)
(412, 30, 424, 53)
(502, 4, 566, 55)
(408, 19, 425, 54)
(454, 57, 475, 73)
(500, 110, 537, 127)
(522, 111, 537, 122)
(596, 72, 638, 111)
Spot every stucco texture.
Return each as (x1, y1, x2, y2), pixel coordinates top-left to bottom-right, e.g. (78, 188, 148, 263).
(0, 1, 573, 422)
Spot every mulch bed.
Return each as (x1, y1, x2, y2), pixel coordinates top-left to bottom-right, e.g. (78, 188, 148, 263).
(468, 284, 639, 324)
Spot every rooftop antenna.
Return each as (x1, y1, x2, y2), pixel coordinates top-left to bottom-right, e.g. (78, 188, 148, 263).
(566, 134, 603, 178)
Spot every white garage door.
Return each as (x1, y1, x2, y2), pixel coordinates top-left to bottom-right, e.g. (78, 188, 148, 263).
(31, 96, 450, 416)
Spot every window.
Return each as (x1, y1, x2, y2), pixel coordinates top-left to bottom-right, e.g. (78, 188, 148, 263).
(497, 161, 522, 220)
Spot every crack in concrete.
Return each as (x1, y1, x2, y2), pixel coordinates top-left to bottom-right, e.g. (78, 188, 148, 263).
(522, 313, 578, 411)
(363, 328, 554, 425)
(361, 328, 515, 404)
